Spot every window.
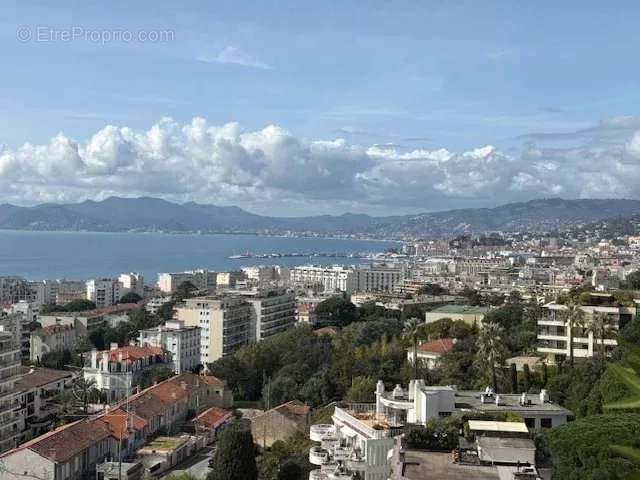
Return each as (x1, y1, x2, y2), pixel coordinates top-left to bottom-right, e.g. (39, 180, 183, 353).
(524, 417, 535, 428)
(541, 418, 552, 428)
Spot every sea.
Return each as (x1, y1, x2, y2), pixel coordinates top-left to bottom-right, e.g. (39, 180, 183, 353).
(0, 230, 398, 281)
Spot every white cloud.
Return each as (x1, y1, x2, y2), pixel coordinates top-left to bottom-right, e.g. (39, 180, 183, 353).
(1, 116, 640, 215)
(196, 46, 272, 69)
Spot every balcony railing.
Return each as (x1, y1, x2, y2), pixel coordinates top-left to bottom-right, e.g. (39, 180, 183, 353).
(333, 405, 404, 439)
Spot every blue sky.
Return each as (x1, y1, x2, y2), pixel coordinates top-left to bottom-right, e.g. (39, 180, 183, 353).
(1, 1, 640, 215)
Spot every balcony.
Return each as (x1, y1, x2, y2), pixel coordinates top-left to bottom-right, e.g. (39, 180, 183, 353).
(310, 424, 336, 442)
(309, 471, 328, 480)
(309, 446, 331, 465)
(333, 404, 404, 440)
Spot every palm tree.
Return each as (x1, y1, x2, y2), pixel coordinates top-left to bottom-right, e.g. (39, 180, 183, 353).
(72, 377, 99, 414)
(403, 317, 423, 379)
(563, 301, 585, 368)
(586, 311, 616, 362)
(475, 322, 507, 393)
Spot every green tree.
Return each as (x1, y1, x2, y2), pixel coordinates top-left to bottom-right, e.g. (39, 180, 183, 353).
(563, 302, 586, 368)
(207, 423, 258, 480)
(523, 364, 531, 392)
(63, 299, 96, 312)
(403, 317, 422, 380)
(277, 460, 303, 480)
(475, 323, 507, 393)
(586, 311, 616, 363)
(174, 281, 198, 301)
(314, 297, 356, 327)
(626, 270, 640, 289)
(119, 292, 142, 304)
(510, 363, 518, 393)
(345, 376, 376, 403)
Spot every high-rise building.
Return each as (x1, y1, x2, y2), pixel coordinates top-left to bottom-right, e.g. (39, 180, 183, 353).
(175, 296, 251, 364)
(86, 279, 123, 308)
(0, 330, 24, 453)
(355, 263, 405, 292)
(229, 288, 296, 342)
(118, 272, 145, 297)
(290, 265, 357, 293)
(158, 269, 216, 293)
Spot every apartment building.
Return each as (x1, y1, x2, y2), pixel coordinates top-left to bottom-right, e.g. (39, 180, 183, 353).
(15, 367, 74, 441)
(356, 263, 405, 292)
(0, 331, 24, 454)
(537, 301, 635, 363)
(0, 277, 35, 305)
(83, 345, 170, 402)
(309, 380, 572, 480)
(454, 257, 510, 275)
(216, 271, 245, 288)
(118, 273, 145, 297)
(290, 265, 357, 293)
(229, 288, 296, 342)
(86, 279, 123, 308)
(138, 320, 201, 373)
(30, 323, 77, 362)
(175, 296, 251, 364)
(0, 373, 232, 480)
(144, 296, 173, 315)
(39, 303, 139, 336)
(158, 269, 216, 293)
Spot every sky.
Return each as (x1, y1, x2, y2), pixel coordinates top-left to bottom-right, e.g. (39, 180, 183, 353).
(1, 1, 640, 216)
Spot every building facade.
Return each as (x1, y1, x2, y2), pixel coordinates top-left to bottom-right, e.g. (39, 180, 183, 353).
(0, 331, 24, 453)
(175, 296, 251, 365)
(118, 273, 145, 297)
(138, 320, 201, 373)
(290, 265, 357, 293)
(86, 279, 123, 308)
(230, 288, 296, 342)
(29, 323, 77, 363)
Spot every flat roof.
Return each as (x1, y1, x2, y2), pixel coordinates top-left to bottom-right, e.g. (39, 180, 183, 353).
(454, 391, 573, 415)
(467, 420, 529, 434)
(477, 437, 535, 450)
(428, 305, 490, 315)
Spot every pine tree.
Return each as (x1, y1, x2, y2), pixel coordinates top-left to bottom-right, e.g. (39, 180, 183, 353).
(510, 363, 518, 393)
(523, 364, 531, 392)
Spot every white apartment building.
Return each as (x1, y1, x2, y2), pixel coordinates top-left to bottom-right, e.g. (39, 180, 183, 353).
(229, 288, 296, 342)
(216, 271, 246, 288)
(158, 269, 216, 293)
(0, 277, 35, 305)
(138, 320, 201, 373)
(145, 296, 173, 315)
(0, 330, 24, 453)
(175, 296, 251, 364)
(309, 380, 572, 480)
(537, 301, 635, 363)
(30, 322, 77, 362)
(355, 263, 405, 292)
(86, 279, 123, 308)
(118, 272, 145, 297)
(291, 265, 357, 293)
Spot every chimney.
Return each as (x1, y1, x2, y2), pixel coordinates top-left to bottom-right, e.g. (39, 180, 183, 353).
(495, 394, 501, 406)
(540, 389, 548, 403)
(520, 392, 527, 406)
(110, 343, 118, 351)
(91, 349, 98, 368)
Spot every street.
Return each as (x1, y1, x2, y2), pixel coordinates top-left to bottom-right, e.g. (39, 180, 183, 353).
(159, 446, 215, 479)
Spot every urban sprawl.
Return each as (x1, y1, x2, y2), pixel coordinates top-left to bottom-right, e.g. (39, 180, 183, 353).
(1, 230, 640, 480)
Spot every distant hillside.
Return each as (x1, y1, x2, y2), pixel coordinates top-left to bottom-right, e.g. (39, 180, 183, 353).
(1, 197, 640, 238)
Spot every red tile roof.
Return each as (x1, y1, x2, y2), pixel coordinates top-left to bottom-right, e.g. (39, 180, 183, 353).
(97, 408, 148, 440)
(272, 400, 310, 418)
(194, 406, 232, 429)
(101, 345, 164, 362)
(37, 324, 75, 336)
(16, 367, 73, 389)
(25, 419, 111, 462)
(416, 338, 455, 355)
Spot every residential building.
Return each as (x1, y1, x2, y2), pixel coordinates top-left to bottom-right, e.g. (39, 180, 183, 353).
(250, 400, 310, 447)
(216, 271, 245, 288)
(144, 296, 172, 315)
(83, 345, 170, 402)
(0, 330, 24, 454)
(290, 265, 357, 293)
(0, 277, 35, 305)
(39, 303, 139, 336)
(425, 304, 490, 327)
(29, 322, 77, 363)
(175, 296, 251, 364)
(242, 265, 279, 284)
(7, 302, 39, 359)
(86, 279, 123, 308)
(356, 263, 405, 292)
(537, 301, 634, 363)
(158, 269, 216, 293)
(0, 373, 232, 480)
(406, 338, 455, 369)
(15, 367, 74, 441)
(54, 280, 86, 305)
(138, 320, 201, 373)
(229, 288, 296, 342)
(193, 406, 233, 444)
(118, 273, 145, 297)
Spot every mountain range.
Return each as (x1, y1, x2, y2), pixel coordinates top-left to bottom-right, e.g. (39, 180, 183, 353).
(1, 197, 640, 238)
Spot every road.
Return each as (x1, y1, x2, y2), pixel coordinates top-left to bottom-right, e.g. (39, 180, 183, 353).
(159, 446, 214, 479)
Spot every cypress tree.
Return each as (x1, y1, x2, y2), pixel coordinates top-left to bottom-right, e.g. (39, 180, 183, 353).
(542, 362, 548, 387)
(510, 363, 518, 393)
(523, 364, 531, 392)
(207, 424, 257, 480)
